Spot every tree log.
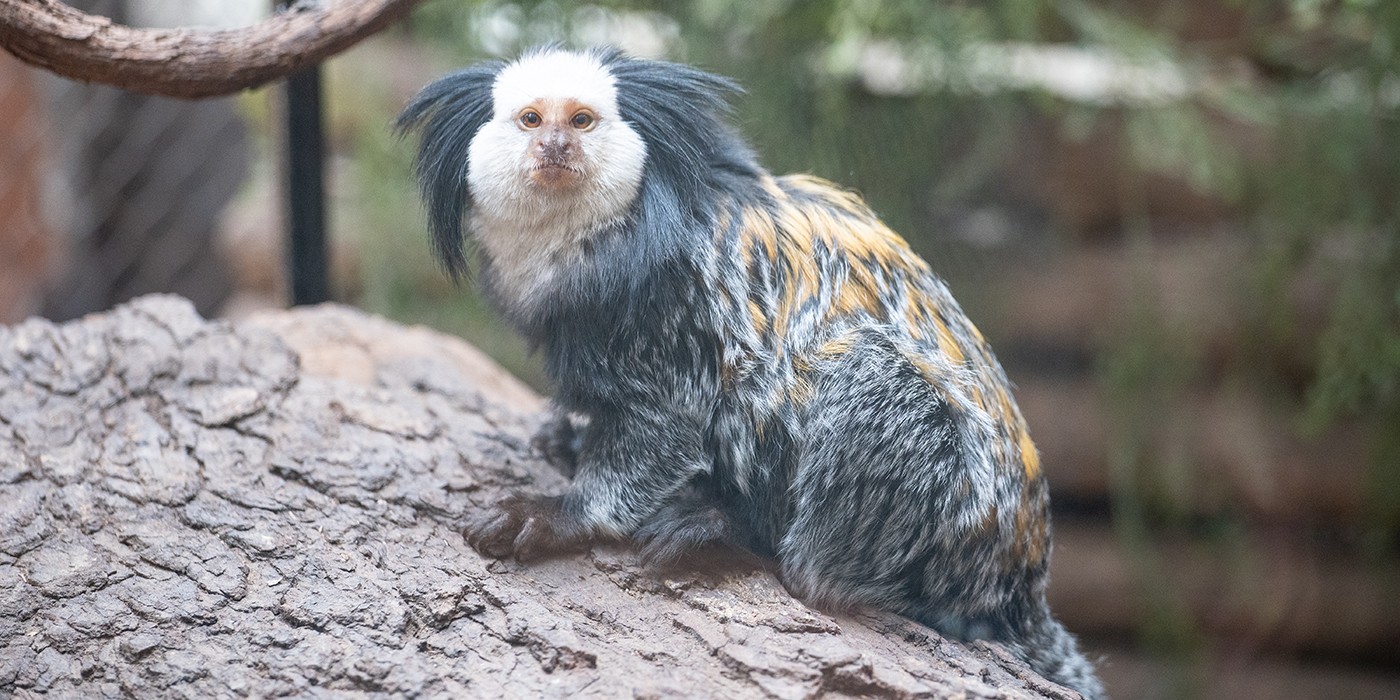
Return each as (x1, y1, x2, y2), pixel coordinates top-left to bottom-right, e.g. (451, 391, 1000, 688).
(0, 0, 424, 98)
(0, 295, 1080, 698)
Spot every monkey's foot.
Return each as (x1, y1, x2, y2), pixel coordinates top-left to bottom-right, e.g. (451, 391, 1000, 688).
(463, 495, 590, 562)
(633, 501, 734, 569)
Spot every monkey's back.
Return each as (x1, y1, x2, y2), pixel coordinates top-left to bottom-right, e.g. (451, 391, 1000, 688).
(709, 173, 1053, 634)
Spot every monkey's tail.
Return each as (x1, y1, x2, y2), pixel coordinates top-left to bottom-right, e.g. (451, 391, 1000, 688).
(1002, 611, 1106, 700)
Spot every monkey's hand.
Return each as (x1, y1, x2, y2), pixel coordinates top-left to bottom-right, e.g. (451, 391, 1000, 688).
(463, 495, 591, 562)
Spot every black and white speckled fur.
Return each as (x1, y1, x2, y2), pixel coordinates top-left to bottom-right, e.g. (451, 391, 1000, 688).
(398, 46, 1104, 699)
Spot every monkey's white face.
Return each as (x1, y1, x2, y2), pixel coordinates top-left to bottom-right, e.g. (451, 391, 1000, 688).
(466, 50, 647, 302)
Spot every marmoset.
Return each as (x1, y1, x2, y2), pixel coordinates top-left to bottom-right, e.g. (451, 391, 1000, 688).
(398, 47, 1104, 699)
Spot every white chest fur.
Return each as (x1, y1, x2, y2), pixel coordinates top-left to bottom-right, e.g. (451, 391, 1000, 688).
(468, 190, 616, 304)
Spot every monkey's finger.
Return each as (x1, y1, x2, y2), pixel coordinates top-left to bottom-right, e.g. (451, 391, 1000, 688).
(462, 509, 507, 544)
(478, 530, 522, 559)
(512, 516, 553, 562)
(463, 510, 520, 558)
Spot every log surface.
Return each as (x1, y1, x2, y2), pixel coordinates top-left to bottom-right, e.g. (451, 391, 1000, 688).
(0, 295, 1076, 699)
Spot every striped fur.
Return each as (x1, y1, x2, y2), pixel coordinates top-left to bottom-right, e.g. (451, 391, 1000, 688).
(399, 47, 1103, 699)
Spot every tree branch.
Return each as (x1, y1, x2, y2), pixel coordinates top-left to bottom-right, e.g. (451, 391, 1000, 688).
(0, 0, 425, 98)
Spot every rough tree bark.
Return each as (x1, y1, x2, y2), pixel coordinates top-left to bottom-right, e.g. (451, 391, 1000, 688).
(0, 0, 424, 98)
(0, 295, 1080, 699)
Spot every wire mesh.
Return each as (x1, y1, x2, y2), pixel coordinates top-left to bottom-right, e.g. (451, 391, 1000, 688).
(0, 0, 254, 323)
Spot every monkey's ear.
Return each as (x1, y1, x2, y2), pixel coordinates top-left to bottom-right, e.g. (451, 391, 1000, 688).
(396, 61, 504, 280)
(603, 54, 748, 195)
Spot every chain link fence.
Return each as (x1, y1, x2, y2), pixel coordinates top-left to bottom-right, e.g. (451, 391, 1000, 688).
(0, 0, 258, 323)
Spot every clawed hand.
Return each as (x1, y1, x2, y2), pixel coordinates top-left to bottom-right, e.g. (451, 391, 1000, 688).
(463, 495, 589, 562)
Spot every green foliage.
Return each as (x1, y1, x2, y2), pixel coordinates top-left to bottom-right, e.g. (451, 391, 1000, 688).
(1239, 0, 1400, 548)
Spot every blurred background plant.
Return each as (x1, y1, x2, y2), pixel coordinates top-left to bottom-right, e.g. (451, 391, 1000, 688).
(2, 0, 1398, 697)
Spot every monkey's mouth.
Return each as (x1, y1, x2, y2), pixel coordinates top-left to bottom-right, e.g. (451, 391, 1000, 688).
(529, 161, 584, 186)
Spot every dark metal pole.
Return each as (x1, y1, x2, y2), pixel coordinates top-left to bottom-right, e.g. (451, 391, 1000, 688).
(280, 2, 330, 305)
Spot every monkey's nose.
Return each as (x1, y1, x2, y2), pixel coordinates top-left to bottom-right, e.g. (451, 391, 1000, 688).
(537, 135, 573, 163)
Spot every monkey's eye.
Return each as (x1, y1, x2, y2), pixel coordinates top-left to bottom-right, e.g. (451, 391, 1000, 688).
(519, 111, 542, 129)
(570, 111, 596, 130)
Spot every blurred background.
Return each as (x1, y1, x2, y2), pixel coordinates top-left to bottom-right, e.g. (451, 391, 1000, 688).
(2, 1, 1398, 697)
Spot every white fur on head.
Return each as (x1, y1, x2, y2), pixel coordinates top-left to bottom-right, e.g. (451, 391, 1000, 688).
(466, 48, 647, 305)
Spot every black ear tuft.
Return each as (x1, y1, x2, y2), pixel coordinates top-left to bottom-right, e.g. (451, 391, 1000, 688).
(580, 50, 756, 289)
(600, 51, 751, 196)
(395, 61, 504, 280)
(598, 48, 743, 131)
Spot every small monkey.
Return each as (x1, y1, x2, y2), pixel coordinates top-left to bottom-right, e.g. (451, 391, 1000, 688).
(398, 47, 1103, 699)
